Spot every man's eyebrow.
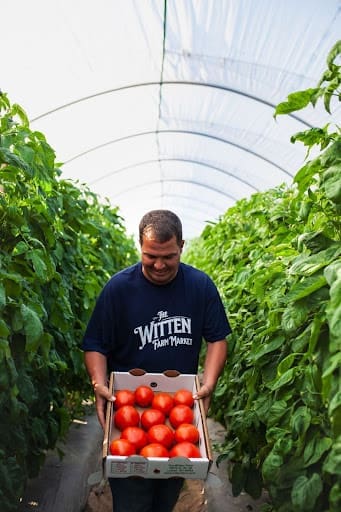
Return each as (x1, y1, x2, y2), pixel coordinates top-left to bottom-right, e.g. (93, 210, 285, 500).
(142, 251, 178, 257)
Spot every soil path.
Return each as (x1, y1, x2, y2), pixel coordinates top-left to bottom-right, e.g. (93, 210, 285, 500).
(84, 479, 206, 512)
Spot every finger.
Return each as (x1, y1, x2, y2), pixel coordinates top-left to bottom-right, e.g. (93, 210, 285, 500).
(202, 396, 211, 416)
(94, 383, 115, 402)
(93, 386, 115, 430)
(96, 406, 106, 430)
(193, 384, 212, 400)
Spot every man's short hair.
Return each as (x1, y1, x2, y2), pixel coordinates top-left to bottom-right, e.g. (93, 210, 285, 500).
(139, 210, 183, 246)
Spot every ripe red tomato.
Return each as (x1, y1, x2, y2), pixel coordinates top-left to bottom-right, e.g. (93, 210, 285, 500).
(174, 423, 199, 444)
(140, 443, 169, 458)
(134, 385, 154, 407)
(152, 392, 174, 416)
(120, 426, 148, 451)
(114, 389, 135, 410)
(114, 405, 140, 431)
(169, 441, 201, 458)
(141, 408, 166, 430)
(173, 389, 194, 408)
(147, 424, 174, 449)
(109, 438, 136, 456)
(169, 404, 194, 428)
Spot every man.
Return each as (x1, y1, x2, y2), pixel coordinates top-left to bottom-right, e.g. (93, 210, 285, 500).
(82, 209, 231, 512)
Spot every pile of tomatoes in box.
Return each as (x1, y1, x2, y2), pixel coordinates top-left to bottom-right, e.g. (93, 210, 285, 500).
(109, 385, 202, 459)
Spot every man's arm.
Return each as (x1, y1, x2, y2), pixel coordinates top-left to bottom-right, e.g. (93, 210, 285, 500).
(84, 351, 115, 429)
(194, 339, 228, 414)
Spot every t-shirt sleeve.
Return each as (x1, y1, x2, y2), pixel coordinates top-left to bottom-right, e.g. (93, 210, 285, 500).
(202, 276, 232, 342)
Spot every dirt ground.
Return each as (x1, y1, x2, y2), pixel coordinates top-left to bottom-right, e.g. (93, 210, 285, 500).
(84, 479, 207, 512)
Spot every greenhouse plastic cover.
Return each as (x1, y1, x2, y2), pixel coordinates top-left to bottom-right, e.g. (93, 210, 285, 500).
(1, 0, 340, 241)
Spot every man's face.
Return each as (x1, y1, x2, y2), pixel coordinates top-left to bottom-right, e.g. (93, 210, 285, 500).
(140, 232, 184, 285)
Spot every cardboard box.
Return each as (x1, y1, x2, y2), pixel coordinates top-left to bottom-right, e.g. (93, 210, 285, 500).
(103, 369, 213, 479)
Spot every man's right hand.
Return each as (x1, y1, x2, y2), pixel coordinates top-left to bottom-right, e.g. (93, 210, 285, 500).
(93, 383, 115, 430)
(84, 351, 115, 429)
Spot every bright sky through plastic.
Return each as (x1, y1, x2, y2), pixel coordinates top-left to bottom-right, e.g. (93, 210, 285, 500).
(1, 0, 340, 240)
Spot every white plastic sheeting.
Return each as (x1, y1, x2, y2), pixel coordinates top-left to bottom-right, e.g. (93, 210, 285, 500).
(1, 0, 340, 240)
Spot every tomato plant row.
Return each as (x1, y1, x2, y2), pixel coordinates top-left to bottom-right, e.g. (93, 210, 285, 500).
(185, 43, 341, 511)
(0, 93, 138, 512)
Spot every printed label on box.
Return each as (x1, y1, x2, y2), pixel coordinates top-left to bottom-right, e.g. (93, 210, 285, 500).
(110, 460, 149, 475)
(130, 461, 149, 475)
(164, 463, 196, 475)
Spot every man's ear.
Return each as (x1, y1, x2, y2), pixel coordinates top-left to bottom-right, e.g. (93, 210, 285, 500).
(180, 240, 185, 251)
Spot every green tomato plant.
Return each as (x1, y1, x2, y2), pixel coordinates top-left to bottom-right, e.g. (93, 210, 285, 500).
(185, 41, 340, 511)
(0, 92, 138, 511)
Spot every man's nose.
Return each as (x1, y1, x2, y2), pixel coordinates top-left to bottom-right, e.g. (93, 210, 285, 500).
(154, 258, 166, 270)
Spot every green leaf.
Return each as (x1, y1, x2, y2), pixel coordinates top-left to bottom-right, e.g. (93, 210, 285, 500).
(254, 395, 272, 419)
(286, 275, 327, 302)
(290, 406, 311, 438)
(322, 352, 341, 378)
(21, 304, 43, 351)
(0, 319, 10, 338)
(291, 126, 333, 155)
(303, 436, 332, 466)
(294, 159, 321, 192)
(267, 400, 289, 427)
(325, 40, 341, 70)
(292, 325, 311, 352)
(297, 231, 335, 254)
(329, 481, 341, 510)
(12, 241, 29, 255)
(327, 302, 341, 346)
(11, 103, 29, 126)
(327, 271, 341, 301)
(26, 250, 48, 281)
(270, 368, 296, 391)
(17, 371, 37, 406)
(289, 245, 341, 276)
(274, 88, 319, 117)
(273, 435, 293, 456)
(39, 332, 52, 361)
(308, 315, 323, 355)
(329, 391, 341, 417)
(2, 272, 22, 298)
(291, 473, 323, 511)
(323, 442, 341, 475)
(262, 450, 283, 482)
(0, 338, 10, 361)
(324, 77, 340, 114)
(249, 335, 284, 362)
(324, 260, 341, 287)
(277, 354, 297, 376)
(70, 348, 84, 375)
(326, 275, 341, 346)
(320, 139, 341, 168)
(0, 282, 6, 308)
(322, 165, 341, 204)
(281, 303, 308, 334)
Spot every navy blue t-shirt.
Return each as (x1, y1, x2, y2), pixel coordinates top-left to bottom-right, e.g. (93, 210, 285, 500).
(82, 262, 231, 374)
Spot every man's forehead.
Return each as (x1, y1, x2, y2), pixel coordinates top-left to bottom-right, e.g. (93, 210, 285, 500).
(141, 235, 180, 252)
